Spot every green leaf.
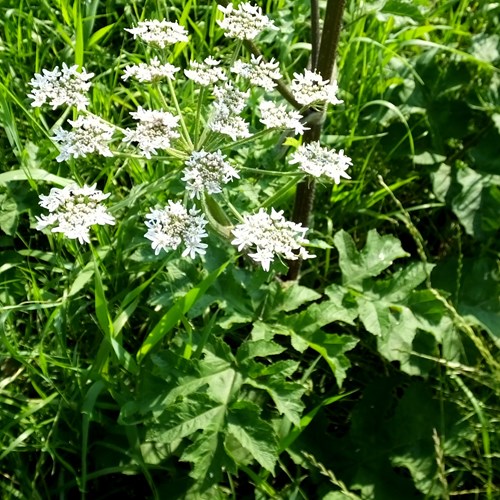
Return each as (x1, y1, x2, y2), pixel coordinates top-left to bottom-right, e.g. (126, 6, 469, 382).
(0, 168, 71, 187)
(246, 376, 305, 426)
(381, 0, 425, 22)
(227, 401, 278, 472)
(146, 394, 226, 444)
(334, 229, 409, 288)
(137, 261, 229, 362)
(0, 193, 18, 235)
(181, 423, 236, 491)
(88, 23, 115, 47)
(236, 340, 286, 362)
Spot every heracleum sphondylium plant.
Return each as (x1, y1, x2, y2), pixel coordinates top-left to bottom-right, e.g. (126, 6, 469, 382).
(30, 2, 351, 270)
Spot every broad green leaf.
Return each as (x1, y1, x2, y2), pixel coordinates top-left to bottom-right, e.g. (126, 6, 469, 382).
(246, 376, 305, 426)
(334, 229, 409, 288)
(146, 394, 226, 444)
(227, 402, 278, 472)
(181, 424, 236, 491)
(236, 340, 286, 362)
(0, 194, 18, 235)
(381, 0, 425, 22)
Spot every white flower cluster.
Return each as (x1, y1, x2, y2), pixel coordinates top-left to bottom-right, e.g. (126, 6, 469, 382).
(217, 2, 277, 40)
(231, 55, 282, 92)
(208, 82, 251, 140)
(124, 20, 188, 48)
(184, 57, 227, 86)
(35, 184, 115, 244)
(231, 208, 315, 271)
(259, 101, 307, 135)
(291, 69, 343, 106)
(182, 150, 240, 199)
(28, 63, 94, 110)
(144, 201, 208, 258)
(52, 115, 115, 162)
(289, 141, 352, 184)
(122, 56, 179, 82)
(122, 107, 180, 158)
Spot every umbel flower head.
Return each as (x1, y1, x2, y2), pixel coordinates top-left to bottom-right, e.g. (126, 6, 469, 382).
(52, 115, 115, 162)
(231, 208, 315, 271)
(231, 55, 282, 92)
(122, 56, 179, 82)
(291, 69, 343, 106)
(122, 107, 180, 158)
(258, 100, 307, 135)
(144, 201, 208, 258)
(289, 141, 352, 184)
(208, 82, 251, 140)
(124, 20, 188, 48)
(182, 150, 240, 199)
(184, 57, 227, 86)
(35, 184, 115, 244)
(217, 2, 277, 40)
(28, 63, 94, 110)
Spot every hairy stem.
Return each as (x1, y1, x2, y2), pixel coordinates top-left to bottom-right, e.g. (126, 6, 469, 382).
(287, 0, 346, 281)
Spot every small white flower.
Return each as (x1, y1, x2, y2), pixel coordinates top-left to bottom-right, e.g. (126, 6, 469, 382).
(291, 69, 343, 106)
(258, 100, 307, 135)
(35, 183, 115, 244)
(184, 57, 227, 86)
(28, 63, 94, 110)
(231, 55, 282, 91)
(122, 56, 179, 82)
(289, 141, 352, 184)
(207, 82, 251, 140)
(208, 113, 251, 141)
(217, 2, 277, 40)
(124, 20, 188, 48)
(144, 201, 208, 258)
(182, 150, 240, 199)
(212, 81, 249, 115)
(52, 115, 115, 162)
(122, 107, 180, 158)
(231, 208, 315, 271)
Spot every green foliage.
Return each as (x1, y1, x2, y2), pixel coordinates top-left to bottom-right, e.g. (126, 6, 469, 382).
(1, 0, 499, 498)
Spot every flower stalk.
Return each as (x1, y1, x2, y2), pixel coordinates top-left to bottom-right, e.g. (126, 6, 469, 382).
(286, 0, 346, 280)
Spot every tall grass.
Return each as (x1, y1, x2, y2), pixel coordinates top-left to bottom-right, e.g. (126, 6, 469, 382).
(1, 0, 499, 498)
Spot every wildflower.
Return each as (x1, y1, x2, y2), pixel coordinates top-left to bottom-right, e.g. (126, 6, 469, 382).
(289, 141, 352, 184)
(35, 184, 115, 244)
(212, 81, 249, 115)
(258, 100, 307, 135)
(122, 56, 179, 82)
(291, 69, 343, 106)
(124, 20, 188, 48)
(208, 82, 251, 140)
(231, 208, 315, 271)
(182, 150, 239, 199)
(52, 115, 115, 162)
(231, 55, 282, 91)
(184, 57, 227, 86)
(217, 2, 277, 40)
(28, 63, 94, 110)
(122, 107, 180, 158)
(208, 113, 251, 141)
(144, 201, 208, 258)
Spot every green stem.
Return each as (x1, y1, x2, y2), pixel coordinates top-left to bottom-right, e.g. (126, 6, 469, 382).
(193, 86, 206, 147)
(164, 79, 194, 151)
(261, 174, 305, 209)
